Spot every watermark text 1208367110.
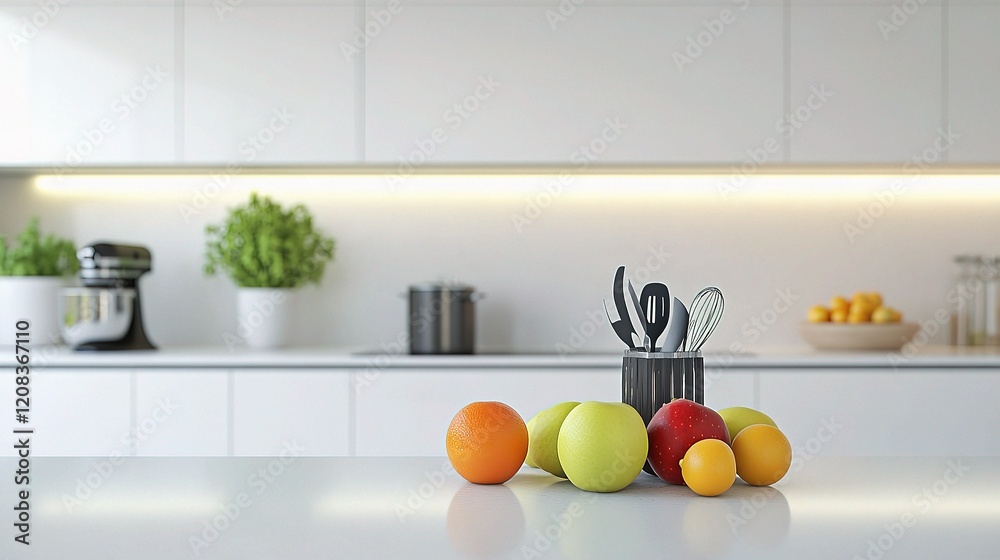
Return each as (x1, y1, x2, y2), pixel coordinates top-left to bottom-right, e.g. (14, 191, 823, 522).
(13, 320, 33, 545)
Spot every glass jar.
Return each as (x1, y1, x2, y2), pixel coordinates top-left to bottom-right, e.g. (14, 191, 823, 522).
(953, 255, 1000, 346)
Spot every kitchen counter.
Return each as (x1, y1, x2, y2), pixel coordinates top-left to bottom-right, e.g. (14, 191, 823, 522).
(3, 344, 1000, 369)
(3, 456, 997, 559)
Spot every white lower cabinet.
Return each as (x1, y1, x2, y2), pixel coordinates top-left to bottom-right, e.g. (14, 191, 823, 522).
(353, 367, 758, 457)
(759, 369, 1000, 457)
(704, 367, 756, 412)
(16, 369, 130, 457)
(10, 363, 998, 458)
(353, 368, 619, 457)
(233, 370, 350, 457)
(133, 369, 228, 456)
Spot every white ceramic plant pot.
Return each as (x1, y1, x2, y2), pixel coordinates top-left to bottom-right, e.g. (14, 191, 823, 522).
(235, 288, 294, 349)
(0, 276, 70, 346)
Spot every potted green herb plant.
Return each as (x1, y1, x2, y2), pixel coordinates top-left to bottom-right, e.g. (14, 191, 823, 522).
(205, 193, 335, 349)
(0, 218, 78, 345)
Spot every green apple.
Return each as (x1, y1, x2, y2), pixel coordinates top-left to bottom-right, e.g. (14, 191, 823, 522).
(718, 407, 777, 440)
(525, 413, 540, 468)
(557, 401, 648, 492)
(527, 402, 580, 477)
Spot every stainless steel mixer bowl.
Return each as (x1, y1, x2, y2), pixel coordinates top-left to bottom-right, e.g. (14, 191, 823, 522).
(59, 288, 134, 346)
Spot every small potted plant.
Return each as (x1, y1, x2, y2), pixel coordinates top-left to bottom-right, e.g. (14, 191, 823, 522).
(0, 218, 78, 345)
(205, 193, 335, 349)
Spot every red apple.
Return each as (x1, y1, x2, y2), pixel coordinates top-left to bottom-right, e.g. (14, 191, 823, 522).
(647, 398, 731, 485)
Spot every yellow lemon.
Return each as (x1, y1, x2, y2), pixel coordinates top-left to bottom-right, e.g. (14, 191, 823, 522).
(849, 300, 874, 321)
(680, 439, 736, 497)
(871, 306, 894, 324)
(867, 292, 883, 308)
(807, 305, 830, 323)
(847, 312, 870, 324)
(829, 296, 849, 314)
(830, 308, 849, 323)
(732, 425, 792, 487)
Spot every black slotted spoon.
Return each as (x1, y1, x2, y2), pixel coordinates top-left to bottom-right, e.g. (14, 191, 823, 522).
(639, 282, 670, 351)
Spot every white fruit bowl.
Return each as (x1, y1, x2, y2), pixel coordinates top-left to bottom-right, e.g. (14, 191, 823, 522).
(798, 322, 920, 351)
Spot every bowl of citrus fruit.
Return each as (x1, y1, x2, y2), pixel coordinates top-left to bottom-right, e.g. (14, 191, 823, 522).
(799, 291, 919, 351)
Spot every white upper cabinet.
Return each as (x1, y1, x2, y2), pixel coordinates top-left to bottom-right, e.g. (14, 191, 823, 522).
(0, 5, 175, 165)
(788, 5, 943, 163)
(3, 2, 997, 166)
(182, 5, 357, 163)
(364, 5, 785, 164)
(948, 4, 1000, 163)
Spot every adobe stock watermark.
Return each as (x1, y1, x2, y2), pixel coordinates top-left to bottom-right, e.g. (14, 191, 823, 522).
(555, 245, 671, 357)
(878, 0, 930, 41)
(852, 459, 970, 560)
(6, 0, 71, 53)
(189, 441, 304, 556)
(520, 499, 592, 559)
(395, 460, 457, 523)
(510, 117, 627, 233)
(738, 288, 799, 344)
(61, 397, 179, 513)
(888, 257, 998, 368)
(718, 85, 833, 199)
(843, 127, 959, 244)
(726, 417, 841, 534)
(672, 0, 750, 73)
(178, 107, 295, 222)
(545, 0, 584, 30)
(386, 75, 501, 191)
(353, 332, 406, 396)
(354, 279, 470, 395)
(50, 65, 169, 176)
(340, 0, 403, 61)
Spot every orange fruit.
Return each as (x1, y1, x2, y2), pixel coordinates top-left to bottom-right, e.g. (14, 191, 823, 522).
(446, 401, 528, 484)
(680, 439, 736, 497)
(732, 425, 792, 486)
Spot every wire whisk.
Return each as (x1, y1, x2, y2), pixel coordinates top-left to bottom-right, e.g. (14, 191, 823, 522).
(684, 287, 724, 351)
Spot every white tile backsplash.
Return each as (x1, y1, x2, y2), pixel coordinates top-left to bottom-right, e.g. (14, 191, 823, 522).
(3, 175, 997, 353)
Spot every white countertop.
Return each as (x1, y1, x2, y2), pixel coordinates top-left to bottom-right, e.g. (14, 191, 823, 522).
(4, 456, 997, 559)
(3, 344, 1000, 369)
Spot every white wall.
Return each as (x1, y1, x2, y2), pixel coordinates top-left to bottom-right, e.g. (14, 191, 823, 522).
(2, 174, 996, 353)
(1, 0, 999, 353)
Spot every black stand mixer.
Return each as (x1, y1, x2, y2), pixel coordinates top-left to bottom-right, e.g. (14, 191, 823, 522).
(61, 243, 157, 351)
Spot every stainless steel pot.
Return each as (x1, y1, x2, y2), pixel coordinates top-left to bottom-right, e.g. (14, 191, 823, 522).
(408, 283, 482, 355)
(59, 287, 134, 346)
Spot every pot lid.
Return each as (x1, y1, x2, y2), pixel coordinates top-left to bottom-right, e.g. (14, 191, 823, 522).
(409, 282, 476, 293)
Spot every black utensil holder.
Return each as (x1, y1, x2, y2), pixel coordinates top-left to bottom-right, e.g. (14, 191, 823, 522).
(621, 351, 705, 474)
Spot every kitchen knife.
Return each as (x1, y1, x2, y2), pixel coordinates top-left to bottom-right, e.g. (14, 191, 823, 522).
(627, 279, 651, 351)
(612, 266, 639, 349)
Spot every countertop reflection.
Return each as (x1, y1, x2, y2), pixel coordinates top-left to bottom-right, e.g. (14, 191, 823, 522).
(3, 456, 998, 559)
